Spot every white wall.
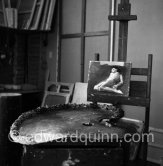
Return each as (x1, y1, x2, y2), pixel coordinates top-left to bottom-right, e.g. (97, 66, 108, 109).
(119, 0, 163, 163)
(124, 0, 163, 129)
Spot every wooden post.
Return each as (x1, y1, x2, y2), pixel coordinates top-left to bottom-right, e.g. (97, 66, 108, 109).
(108, 0, 137, 62)
(118, 0, 131, 61)
(143, 54, 153, 166)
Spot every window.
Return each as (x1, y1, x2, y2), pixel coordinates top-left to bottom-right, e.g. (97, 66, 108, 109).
(58, 0, 114, 82)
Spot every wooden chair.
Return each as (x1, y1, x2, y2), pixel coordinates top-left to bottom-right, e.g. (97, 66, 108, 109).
(87, 54, 153, 165)
(41, 82, 74, 107)
(44, 81, 74, 95)
(41, 91, 71, 107)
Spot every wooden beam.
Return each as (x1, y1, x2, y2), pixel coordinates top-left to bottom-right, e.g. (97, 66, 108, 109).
(118, 21, 128, 61)
(61, 31, 110, 39)
(108, 15, 137, 21)
(81, 0, 87, 82)
(88, 93, 150, 107)
(57, 0, 62, 82)
(131, 68, 148, 76)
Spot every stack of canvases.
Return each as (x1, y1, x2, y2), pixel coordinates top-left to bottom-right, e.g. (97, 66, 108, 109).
(0, 0, 18, 28)
(0, 0, 56, 30)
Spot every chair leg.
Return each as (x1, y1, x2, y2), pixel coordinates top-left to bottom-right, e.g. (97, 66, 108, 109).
(142, 136, 148, 166)
(122, 141, 130, 166)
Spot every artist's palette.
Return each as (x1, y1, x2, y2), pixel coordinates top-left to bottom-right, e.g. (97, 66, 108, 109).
(9, 104, 135, 145)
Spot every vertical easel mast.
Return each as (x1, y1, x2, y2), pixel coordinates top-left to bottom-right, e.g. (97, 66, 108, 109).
(109, 0, 116, 62)
(108, 0, 137, 62)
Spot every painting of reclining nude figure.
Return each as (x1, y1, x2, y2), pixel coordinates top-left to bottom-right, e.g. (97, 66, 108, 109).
(87, 61, 132, 99)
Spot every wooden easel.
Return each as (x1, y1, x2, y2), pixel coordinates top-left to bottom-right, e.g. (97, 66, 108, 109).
(108, 0, 152, 165)
(109, 0, 137, 62)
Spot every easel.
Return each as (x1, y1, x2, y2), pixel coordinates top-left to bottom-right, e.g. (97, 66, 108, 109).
(108, 1, 151, 166)
(109, 0, 137, 62)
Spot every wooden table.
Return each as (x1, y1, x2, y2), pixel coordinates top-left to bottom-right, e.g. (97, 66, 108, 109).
(10, 104, 130, 166)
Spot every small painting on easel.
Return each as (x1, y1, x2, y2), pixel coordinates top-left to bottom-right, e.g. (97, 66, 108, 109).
(87, 61, 132, 101)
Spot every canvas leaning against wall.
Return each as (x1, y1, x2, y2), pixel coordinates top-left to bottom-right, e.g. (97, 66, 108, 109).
(87, 61, 132, 102)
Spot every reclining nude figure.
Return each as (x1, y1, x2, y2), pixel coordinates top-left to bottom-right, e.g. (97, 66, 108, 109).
(94, 67, 123, 94)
